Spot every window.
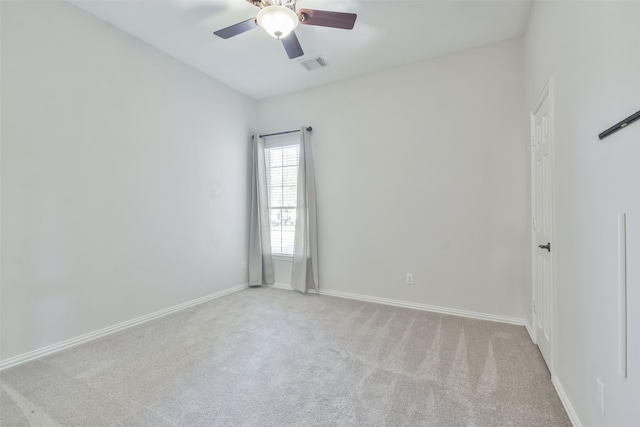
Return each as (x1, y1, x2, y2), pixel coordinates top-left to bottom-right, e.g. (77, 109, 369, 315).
(266, 142, 299, 256)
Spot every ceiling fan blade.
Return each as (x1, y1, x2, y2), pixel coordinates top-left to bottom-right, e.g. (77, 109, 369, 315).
(213, 18, 257, 39)
(298, 9, 357, 30)
(281, 31, 304, 59)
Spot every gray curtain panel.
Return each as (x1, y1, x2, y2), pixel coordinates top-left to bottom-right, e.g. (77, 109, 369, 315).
(291, 127, 319, 293)
(248, 134, 274, 286)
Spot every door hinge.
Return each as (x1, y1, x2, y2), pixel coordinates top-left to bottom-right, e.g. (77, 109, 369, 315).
(533, 300, 537, 313)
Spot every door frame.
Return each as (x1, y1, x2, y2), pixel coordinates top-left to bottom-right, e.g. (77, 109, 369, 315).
(530, 78, 557, 376)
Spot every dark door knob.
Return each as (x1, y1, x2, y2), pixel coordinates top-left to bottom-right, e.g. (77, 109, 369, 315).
(538, 242, 551, 252)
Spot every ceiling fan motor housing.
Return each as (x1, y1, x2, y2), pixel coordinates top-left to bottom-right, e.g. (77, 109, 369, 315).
(251, 0, 297, 10)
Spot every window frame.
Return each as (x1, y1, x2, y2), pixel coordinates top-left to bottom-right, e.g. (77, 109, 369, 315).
(264, 135, 300, 258)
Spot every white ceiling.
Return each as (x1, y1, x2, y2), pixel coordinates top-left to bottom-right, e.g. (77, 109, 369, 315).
(69, 0, 533, 100)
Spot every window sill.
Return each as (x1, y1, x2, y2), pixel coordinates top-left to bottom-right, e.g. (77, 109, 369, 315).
(272, 254, 293, 261)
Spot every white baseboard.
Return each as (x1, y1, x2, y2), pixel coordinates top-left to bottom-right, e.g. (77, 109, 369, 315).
(267, 284, 527, 327)
(267, 282, 294, 291)
(552, 376, 583, 427)
(0, 283, 249, 371)
(524, 321, 535, 343)
(318, 288, 527, 326)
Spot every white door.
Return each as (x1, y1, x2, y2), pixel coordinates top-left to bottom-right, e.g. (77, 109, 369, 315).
(531, 82, 554, 372)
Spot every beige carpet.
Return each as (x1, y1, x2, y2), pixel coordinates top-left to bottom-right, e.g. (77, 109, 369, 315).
(0, 287, 570, 426)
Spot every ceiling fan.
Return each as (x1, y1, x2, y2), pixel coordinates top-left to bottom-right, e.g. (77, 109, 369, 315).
(213, 0, 357, 59)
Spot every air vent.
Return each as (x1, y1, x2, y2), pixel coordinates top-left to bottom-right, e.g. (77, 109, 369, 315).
(299, 57, 328, 71)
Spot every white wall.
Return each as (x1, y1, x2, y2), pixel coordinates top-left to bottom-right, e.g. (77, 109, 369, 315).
(0, 1, 255, 361)
(259, 39, 529, 320)
(524, 1, 640, 425)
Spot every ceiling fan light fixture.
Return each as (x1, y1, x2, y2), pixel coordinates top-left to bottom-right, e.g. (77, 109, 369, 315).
(256, 5, 299, 39)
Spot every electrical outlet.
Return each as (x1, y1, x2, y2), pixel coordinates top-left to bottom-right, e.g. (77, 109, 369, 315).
(596, 377, 605, 415)
(405, 273, 414, 285)
(241, 261, 247, 270)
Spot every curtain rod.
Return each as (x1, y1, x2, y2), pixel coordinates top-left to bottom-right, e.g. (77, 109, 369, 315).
(599, 110, 640, 140)
(253, 127, 312, 139)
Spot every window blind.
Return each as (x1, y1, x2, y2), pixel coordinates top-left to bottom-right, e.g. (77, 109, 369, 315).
(267, 144, 299, 256)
